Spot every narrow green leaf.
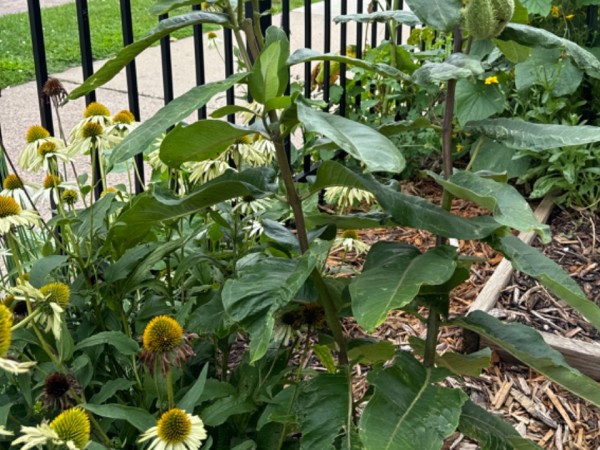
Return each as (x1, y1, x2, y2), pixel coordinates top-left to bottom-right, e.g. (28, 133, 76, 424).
(74, 331, 139, 356)
(493, 235, 600, 331)
(312, 345, 337, 373)
(297, 99, 405, 173)
(249, 38, 289, 104)
(334, 10, 421, 25)
(313, 161, 500, 240)
(202, 396, 257, 427)
(90, 379, 135, 404)
(413, 54, 484, 85)
(297, 373, 349, 450)
(110, 74, 246, 165)
(69, 11, 231, 99)
(499, 23, 600, 78)
(410, 337, 492, 377)
(466, 118, 600, 151)
(287, 48, 411, 82)
(428, 170, 550, 242)
(459, 400, 542, 449)
(348, 341, 395, 365)
(29, 255, 69, 287)
(81, 404, 155, 431)
(178, 364, 209, 413)
(149, 0, 202, 15)
(458, 311, 600, 407)
(160, 120, 254, 167)
(350, 243, 457, 330)
(359, 352, 467, 449)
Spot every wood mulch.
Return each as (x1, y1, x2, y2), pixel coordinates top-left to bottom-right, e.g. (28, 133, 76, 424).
(325, 180, 600, 449)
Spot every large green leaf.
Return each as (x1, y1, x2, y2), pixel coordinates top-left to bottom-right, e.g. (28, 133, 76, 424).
(493, 39, 531, 64)
(410, 337, 492, 377)
(287, 49, 411, 83)
(465, 118, 600, 151)
(110, 168, 271, 249)
(177, 365, 208, 413)
(499, 23, 600, 78)
(519, 0, 551, 15)
(110, 74, 246, 165)
(313, 161, 501, 240)
(296, 373, 350, 450)
(359, 352, 467, 450)
(493, 235, 600, 331)
(455, 79, 505, 125)
(413, 54, 484, 86)
(404, 0, 462, 31)
(249, 35, 289, 104)
(89, 379, 135, 404)
(81, 404, 155, 431)
(74, 331, 139, 356)
(428, 170, 550, 242)
(458, 311, 600, 407)
(297, 99, 405, 173)
(222, 254, 317, 362)
(334, 10, 421, 26)
(69, 11, 231, 99)
(149, 0, 202, 15)
(459, 400, 542, 449)
(350, 243, 457, 330)
(515, 47, 583, 97)
(159, 120, 254, 167)
(469, 138, 531, 179)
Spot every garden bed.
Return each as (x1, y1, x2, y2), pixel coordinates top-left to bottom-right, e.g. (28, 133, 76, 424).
(325, 180, 600, 449)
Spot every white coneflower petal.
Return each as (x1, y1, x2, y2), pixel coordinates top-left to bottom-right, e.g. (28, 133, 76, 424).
(11, 423, 59, 449)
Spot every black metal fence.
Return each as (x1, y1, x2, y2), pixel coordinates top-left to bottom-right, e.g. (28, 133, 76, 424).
(26, 0, 395, 198)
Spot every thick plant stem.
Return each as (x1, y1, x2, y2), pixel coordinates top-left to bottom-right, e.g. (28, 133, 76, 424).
(424, 28, 463, 369)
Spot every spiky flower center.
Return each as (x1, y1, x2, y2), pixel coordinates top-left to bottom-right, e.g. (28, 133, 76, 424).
(157, 409, 192, 444)
(43, 175, 62, 190)
(81, 122, 103, 139)
(143, 316, 183, 353)
(61, 189, 79, 206)
(341, 229, 359, 240)
(100, 187, 117, 198)
(50, 407, 90, 449)
(207, 31, 218, 39)
(38, 141, 58, 157)
(26, 125, 50, 143)
(83, 102, 110, 118)
(0, 195, 21, 218)
(40, 282, 71, 308)
(44, 372, 71, 398)
(113, 110, 134, 124)
(235, 135, 252, 145)
(3, 174, 24, 191)
(1, 294, 15, 308)
(0, 304, 12, 357)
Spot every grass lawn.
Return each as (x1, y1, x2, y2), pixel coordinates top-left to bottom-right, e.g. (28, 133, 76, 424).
(0, 0, 311, 89)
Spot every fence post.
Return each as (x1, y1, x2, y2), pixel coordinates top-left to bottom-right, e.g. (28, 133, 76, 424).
(27, 0, 54, 135)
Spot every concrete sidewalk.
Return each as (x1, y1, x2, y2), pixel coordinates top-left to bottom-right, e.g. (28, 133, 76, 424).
(0, 1, 400, 183)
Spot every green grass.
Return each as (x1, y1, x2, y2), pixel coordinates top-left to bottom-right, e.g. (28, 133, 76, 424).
(0, 0, 311, 89)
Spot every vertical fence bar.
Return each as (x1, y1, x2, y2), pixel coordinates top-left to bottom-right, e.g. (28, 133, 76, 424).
(282, 0, 291, 162)
(27, 0, 54, 135)
(192, 5, 207, 119)
(302, 0, 313, 174)
(159, 14, 175, 105)
(260, 0, 272, 35)
(384, 0, 391, 40)
(339, 0, 348, 117)
(355, 0, 363, 110)
(370, 0, 378, 48)
(396, 0, 404, 44)
(75, 0, 104, 201)
(120, 0, 144, 193)
(323, 0, 332, 105)
(223, 28, 235, 124)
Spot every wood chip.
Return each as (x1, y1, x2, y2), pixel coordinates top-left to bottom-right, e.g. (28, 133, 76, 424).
(546, 388, 576, 432)
(511, 389, 558, 429)
(493, 379, 513, 409)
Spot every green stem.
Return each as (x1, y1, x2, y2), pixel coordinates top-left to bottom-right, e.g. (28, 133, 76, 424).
(166, 368, 175, 409)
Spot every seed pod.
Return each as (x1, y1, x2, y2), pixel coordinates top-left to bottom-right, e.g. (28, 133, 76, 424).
(491, 0, 515, 36)
(463, 0, 496, 40)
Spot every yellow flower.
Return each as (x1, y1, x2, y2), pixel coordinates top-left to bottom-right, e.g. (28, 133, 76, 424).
(0, 304, 12, 357)
(40, 282, 71, 308)
(25, 125, 50, 144)
(143, 316, 183, 353)
(565, 13, 575, 20)
(0, 195, 40, 235)
(551, 5, 560, 17)
(49, 408, 90, 449)
(484, 75, 499, 85)
(138, 408, 207, 450)
(83, 101, 110, 118)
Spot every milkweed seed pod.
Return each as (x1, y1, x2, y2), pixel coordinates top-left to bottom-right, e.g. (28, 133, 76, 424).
(463, 0, 496, 40)
(463, 0, 514, 40)
(491, 0, 514, 36)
